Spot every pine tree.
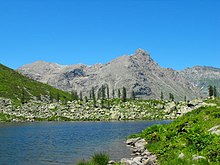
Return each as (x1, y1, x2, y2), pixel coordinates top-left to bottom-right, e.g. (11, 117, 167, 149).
(71, 90, 78, 100)
(118, 89, 121, 98)
(122, 87, 127, 102)
(63, 96, 67, 105)
(79, 91, 83, 101)
(101, 85, 106, 99)
(213, 86, 217, 97)
(169, 93, 174, 101)
(106, 85, 110, 108)
(131, 90, 135, 100)
(184, 96, 187, 102)
(56, 93, 60, 102)
(84, 96, 88, 103)
(89, 90, 92, 100)
(21, 88, 26, 104)
(160, 91, 164, 101)
(100, 85, 105, 108)
(49, 91, 53, 102)
(208, 85, 214, 97)
(91, 87, 96, 107)
(112, 88, 115, 99)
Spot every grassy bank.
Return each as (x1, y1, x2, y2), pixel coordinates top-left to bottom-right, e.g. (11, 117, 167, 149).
(129, 98, 220, 164)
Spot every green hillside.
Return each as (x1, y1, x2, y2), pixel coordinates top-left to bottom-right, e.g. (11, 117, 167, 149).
(130, 98, 220, 164)
(0, 63, 72, 104)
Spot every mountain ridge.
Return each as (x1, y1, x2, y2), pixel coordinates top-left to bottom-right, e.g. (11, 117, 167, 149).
(17, 49, 220, 100)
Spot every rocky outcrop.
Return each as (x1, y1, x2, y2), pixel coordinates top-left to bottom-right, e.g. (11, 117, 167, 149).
(118, 138, 157, 165)
(17, 49, 220, 101)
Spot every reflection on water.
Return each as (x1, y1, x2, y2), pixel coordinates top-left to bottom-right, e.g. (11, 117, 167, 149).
(0, 120, 170, 165)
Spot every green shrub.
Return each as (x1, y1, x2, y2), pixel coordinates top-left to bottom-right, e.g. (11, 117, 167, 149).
(91, 153, 109, 165)
(76, 153, 109, 165)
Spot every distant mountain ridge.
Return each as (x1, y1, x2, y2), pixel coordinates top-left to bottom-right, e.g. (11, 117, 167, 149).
(17, 49, 220, 100)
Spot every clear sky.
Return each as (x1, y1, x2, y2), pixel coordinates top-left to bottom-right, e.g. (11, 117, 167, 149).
(0, 0, 219, 70)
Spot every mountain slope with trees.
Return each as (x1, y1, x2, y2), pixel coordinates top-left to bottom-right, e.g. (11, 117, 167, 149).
(0, 63, 72, 104)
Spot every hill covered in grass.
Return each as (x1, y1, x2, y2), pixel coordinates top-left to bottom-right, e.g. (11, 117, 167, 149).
(130, 98, 220, 164)
(0, 63, 72, 104)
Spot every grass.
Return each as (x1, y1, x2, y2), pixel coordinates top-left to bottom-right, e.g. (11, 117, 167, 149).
(129, 98, 220, 164)
(0, 64, 72, 105)
(76, 153, 109, 165)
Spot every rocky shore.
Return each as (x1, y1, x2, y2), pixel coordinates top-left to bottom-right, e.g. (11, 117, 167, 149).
(108, 138, 157, 165)
(0, 97, 215, 122)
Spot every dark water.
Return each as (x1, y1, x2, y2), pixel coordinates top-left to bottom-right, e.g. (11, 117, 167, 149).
(0, 121, 170, 165)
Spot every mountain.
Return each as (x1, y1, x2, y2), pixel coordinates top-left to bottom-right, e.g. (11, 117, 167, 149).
(0, 63, 72, 104)
(180, 66, 220, 96)
(17, 49, 220, 100)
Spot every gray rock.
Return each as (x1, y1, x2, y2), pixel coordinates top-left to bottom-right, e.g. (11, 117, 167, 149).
(126, 138, 141, 145)
(121, 158, 137, 165)
(133, 156, 143, 163)
(192, 155, 206, 161)
(142, 158, 154, 165)
(178, 152, 185, 159)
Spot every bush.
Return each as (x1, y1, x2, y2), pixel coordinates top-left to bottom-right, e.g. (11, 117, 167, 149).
(91, 153, 109, 165)
(76, 153, 109, 165)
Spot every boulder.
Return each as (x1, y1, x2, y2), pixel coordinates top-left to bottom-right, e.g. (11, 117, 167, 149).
(133, 156, 143, 164)
(192, 155, 206, 161)
(208, 125, 220, 135)
(178, 152, 185, 159)
(142, 158, 154, 165)
(126, 138, 141, 145)
(121, 158, 137, 165)
(134, 139, 147, 152)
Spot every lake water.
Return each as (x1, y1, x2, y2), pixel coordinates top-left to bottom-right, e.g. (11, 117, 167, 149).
(0, 121, 170, 165)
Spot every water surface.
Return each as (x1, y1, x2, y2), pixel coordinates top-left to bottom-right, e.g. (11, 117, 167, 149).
(0, 121, 170, 165)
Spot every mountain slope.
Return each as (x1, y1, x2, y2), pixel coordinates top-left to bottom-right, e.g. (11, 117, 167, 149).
(180, 66, 220, 97)
(0, 64, 72, 104)
(17, 49, 220, 100)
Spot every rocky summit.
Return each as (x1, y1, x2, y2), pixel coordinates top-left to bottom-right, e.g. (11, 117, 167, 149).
(17, 49, 220, 101)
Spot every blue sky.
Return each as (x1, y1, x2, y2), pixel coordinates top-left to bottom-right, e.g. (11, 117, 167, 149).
(0, 0, 219, 70)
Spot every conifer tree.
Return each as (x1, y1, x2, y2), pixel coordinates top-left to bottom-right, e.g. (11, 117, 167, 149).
(122, 87, 127, 102)
(79, 91, 83, 101)
(91, 87, 96, 107)
(213, 86, 217, 97)
(84, 96, 88, 103)
(56, 93, 60, 102)
(131, 90, 135, 100)
(169, 93, 174, 101)
(101, 85, 106, 99)
(118, 89, 121, 98)
(71, 90, 78, 100)
(112, 88, 115, 99)
(160, 91, 164, 101)
(21, 88, 26, 104)
(106, 85, 110, 108)
(208, 85, 214, 97)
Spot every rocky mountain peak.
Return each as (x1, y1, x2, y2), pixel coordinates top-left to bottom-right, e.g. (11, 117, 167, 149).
(134, 48, 150, 56)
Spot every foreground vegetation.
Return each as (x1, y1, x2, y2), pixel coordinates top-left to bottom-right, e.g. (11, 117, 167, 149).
(76, 153, 109, 165)
(129, 98, 220, 164)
